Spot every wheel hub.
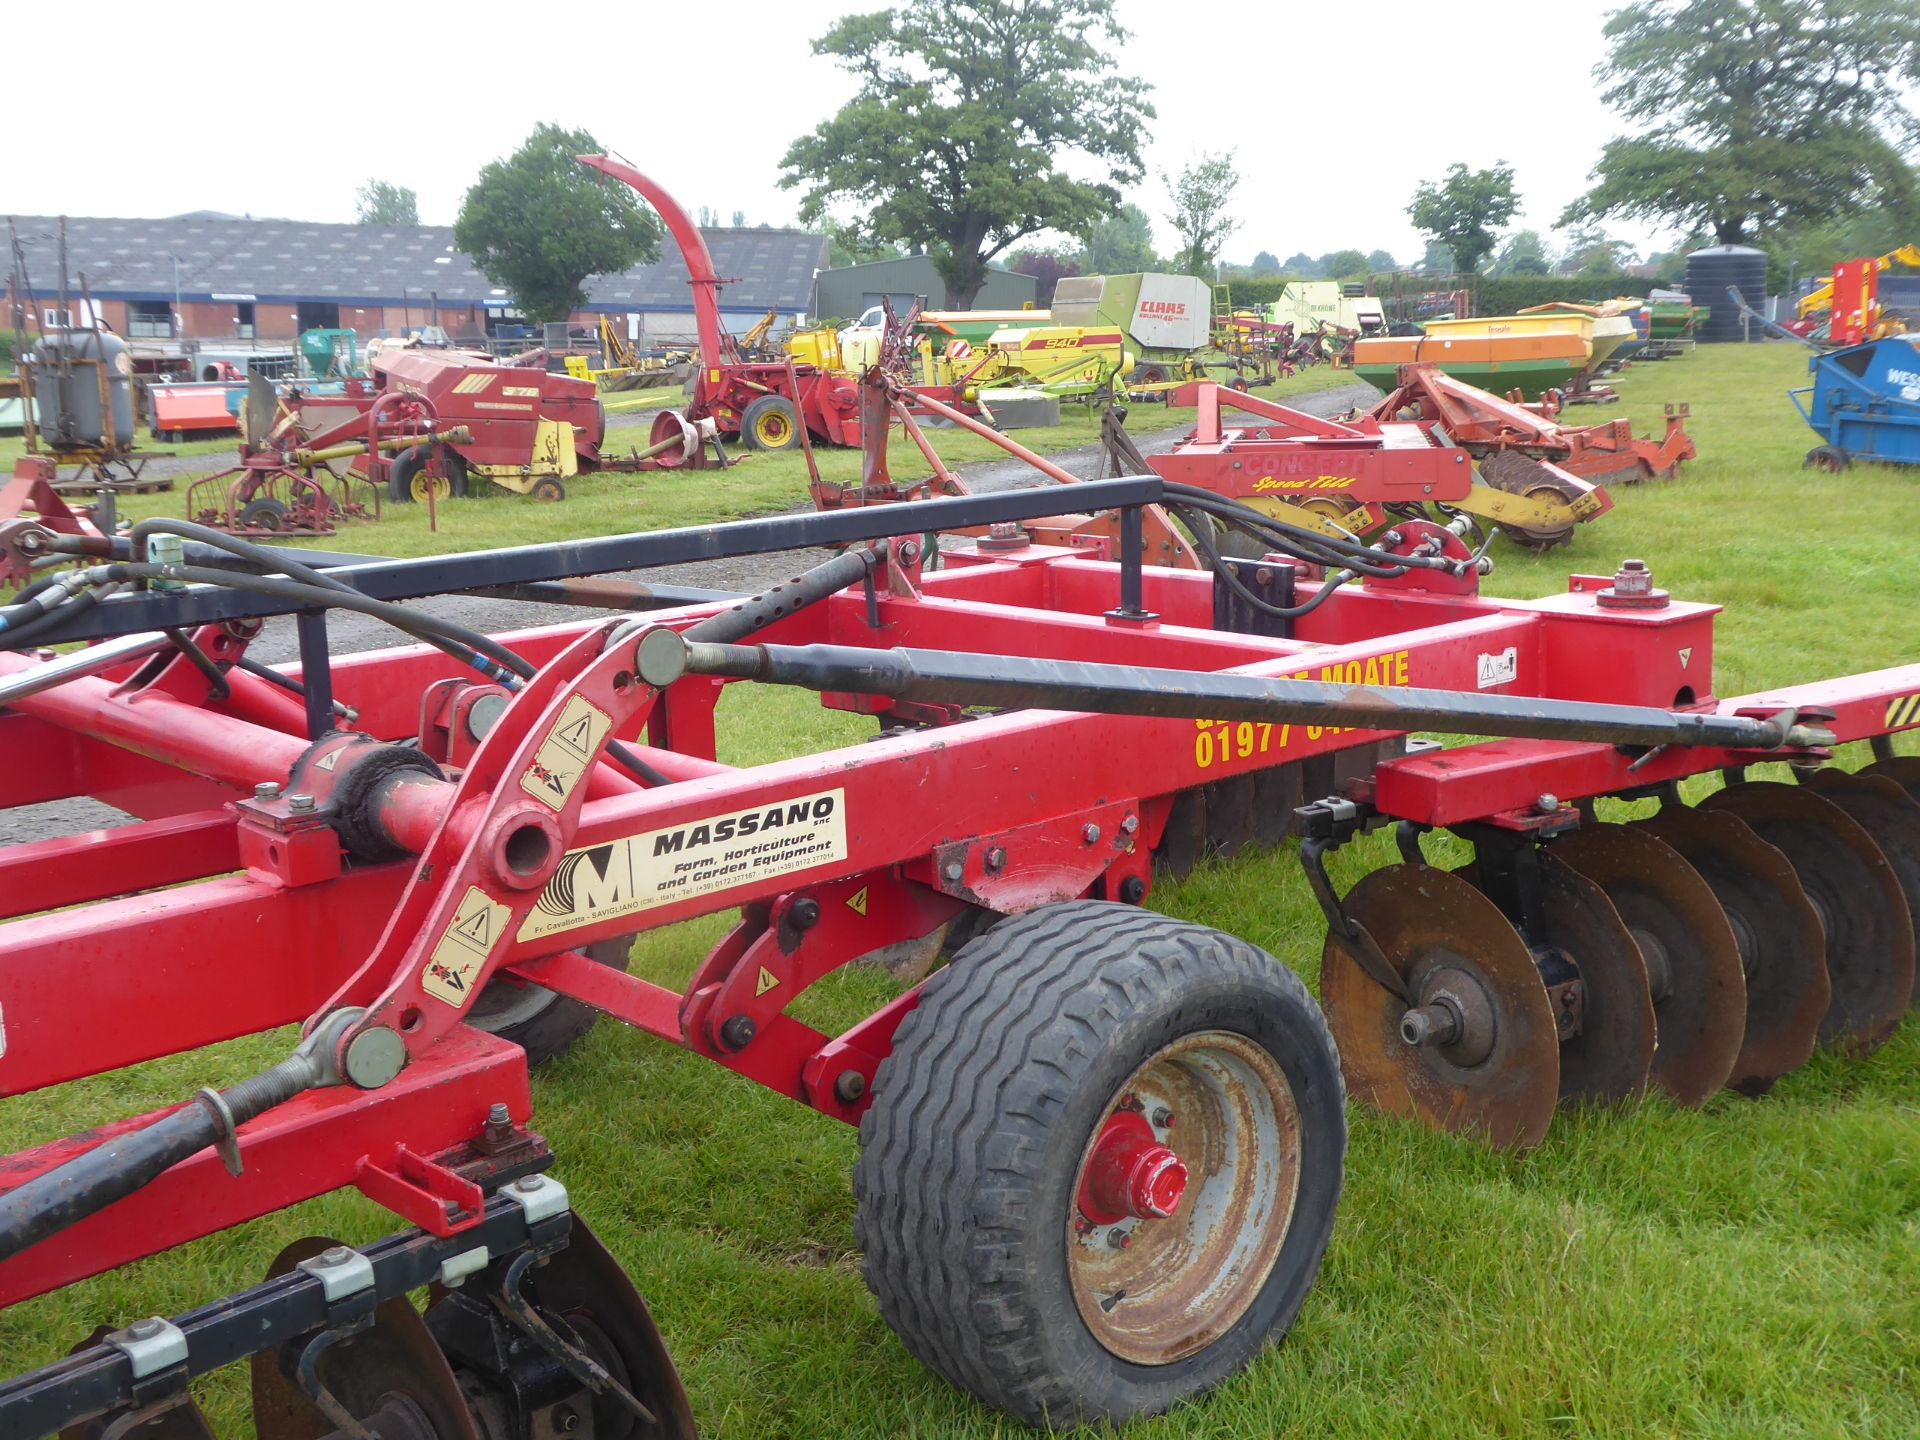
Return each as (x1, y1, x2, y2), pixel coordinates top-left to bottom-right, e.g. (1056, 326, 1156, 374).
(1076, 1109, 1189, 1225)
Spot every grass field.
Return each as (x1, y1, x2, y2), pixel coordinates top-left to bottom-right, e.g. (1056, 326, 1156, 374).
(4, 343, 1920, 1438)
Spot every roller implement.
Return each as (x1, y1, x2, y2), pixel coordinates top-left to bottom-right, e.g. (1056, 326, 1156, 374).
(1, 465, 1917, 1435)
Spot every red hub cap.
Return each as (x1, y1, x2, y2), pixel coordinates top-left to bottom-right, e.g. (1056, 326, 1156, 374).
(1076, 1110, 1189, 1224)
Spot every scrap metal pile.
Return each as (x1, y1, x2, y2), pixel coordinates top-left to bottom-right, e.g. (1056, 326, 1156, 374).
(0, 419, 1915, 1435)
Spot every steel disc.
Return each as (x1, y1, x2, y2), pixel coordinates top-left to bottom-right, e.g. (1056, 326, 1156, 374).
(1808, 768, 1920, 1006)
(1700, 782, 1913, 1054)
(1321, 864, 1560, 1149)
(1530, 852, 1657, 1109)
(498, 1216, 697, 1440)
(1639, 806, 1828, 1094)
(1553, 824, 1745, 1106)
(252, 1238, 482, 1440)
(1861, 755, 1920, 804)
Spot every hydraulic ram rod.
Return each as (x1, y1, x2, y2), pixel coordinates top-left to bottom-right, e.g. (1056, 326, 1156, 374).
(639, 636, 1837, 752)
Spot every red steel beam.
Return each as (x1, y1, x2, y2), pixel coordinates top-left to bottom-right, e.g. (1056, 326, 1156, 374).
(0, 1029, 528, 1304)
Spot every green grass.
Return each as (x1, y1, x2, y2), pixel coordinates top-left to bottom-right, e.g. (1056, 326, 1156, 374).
(6, 345, 1920, 1438)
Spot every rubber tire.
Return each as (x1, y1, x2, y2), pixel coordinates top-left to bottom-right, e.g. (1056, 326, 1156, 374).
(1804, 445, 1850, 473)
(469, 936, 631, 1068)
(854, 901, 1345, 1428)
(741, 394, 803, 452)
(388, 445, 470, 503)
(531, 477, 566, 502)
(237, 497, 289, 532)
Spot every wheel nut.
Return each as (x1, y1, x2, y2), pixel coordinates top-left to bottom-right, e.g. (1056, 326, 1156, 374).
(288, 793, 316, 814)
(254, 781, 282, 801)
(1119, 875, 1147, 905)
(1083, 823, 1102, 844)
(1151, 1108, 1175, 1129)
(834, 1070, 867, 1103)
(1108, 1228, 1131, 1250)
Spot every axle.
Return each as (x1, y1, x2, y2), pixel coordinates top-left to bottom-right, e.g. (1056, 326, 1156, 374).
(638, 634, 1839, 754)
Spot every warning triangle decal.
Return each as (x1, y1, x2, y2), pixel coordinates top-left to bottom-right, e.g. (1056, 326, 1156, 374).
(847, 886, 870, 917)
(755, 966, 781, 997)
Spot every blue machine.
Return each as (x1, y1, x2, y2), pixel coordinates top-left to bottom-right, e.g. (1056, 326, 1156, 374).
(1790, 333, 1920, 470)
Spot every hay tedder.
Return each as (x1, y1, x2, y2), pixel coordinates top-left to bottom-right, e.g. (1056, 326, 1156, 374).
(1, 451, 1918, 1435)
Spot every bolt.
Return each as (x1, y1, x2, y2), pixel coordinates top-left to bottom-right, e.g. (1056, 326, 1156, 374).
(1083, 823, 1102, 844)
(1120, 815, 1139, 835)
(1151, 1108, 1175, 1129)
(1118, 1093, 1138, 1111)
(985, 846, 1007, 873)
(320, 1245, 354, 1266)
(480, 1102, 515, 1152)
(514, 1176, 546, 1194)
(1254, 567, 1274, 585)
(128, 1319, 163, 1340)
(288, 793, 316, 814)
(553, 1406, 581, 1434)
(834, 1070, 867, 1103)
(1119, 875, 1148, 905)
(943, 860, 964, 883)
(254, 781, 282, 801)
(1107, 1228, 1131, 1250)
(1074, 1216, 1092, 1235)
(1537, 793, 1560, 813)
(789, 897, 821, 931)
(898, 540, 920, 563)
(720, 1014, 757, 1051)
(1613, 557, 1652, 595)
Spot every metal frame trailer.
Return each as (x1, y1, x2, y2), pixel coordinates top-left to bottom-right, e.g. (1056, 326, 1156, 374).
(1, 478, 1917, 1436)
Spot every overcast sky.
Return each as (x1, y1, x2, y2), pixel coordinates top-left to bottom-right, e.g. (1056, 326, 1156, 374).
(8, 0, 1672, 266)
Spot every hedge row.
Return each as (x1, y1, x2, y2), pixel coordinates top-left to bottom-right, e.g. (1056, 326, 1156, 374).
(1214, 272, 1658, 315)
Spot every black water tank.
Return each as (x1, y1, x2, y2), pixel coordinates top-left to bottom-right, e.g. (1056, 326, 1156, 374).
(1686, 245, 1768, 342)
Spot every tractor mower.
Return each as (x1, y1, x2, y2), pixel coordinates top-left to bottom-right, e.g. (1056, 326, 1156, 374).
(0, 447, 1916, 1437)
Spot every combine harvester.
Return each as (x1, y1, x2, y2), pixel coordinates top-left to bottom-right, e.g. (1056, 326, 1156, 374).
(1, 411, 1916, 1434)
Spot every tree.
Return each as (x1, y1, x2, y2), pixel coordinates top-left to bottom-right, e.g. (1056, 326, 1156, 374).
(1562, 0, 1920, 244)
(1408, 162, 1519, 275)
(1489, 229, 1553, 277)
(731, 209, 747, 227)
(1164, 150, 1240, 279)
(826, 221, 907, 269)
(1415, 239, 1456, 275)
(1367, 248, 1397, 273)
(1250, 250, 1282, 276)
(455, 124, 661, 323)
(1080, 202, 1159, 274)
(782, 1, 1151, 310)
(1554, 224, 1635, 276)
(1282, 251, 1323, 278)
(1008, 246, 1081, 305)
(355, 180, 418, 226)
(1320, 248, 1368, 279)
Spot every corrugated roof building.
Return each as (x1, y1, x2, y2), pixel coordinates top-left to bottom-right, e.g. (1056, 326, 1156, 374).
(3, 213, 830, 347)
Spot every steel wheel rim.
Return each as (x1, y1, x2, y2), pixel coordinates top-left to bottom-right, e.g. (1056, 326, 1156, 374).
(756, 410, 792, 446)
(409, 470, 450, 502)
(1066, 1029, 1300, 1366)
(467, 974, 561, 1031)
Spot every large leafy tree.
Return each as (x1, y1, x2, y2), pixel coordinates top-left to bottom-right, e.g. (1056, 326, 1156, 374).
(455, 124, 660, 322)
(1164, 151, 1240, 279)
(1080, 202, 1160, 274)
(355, 180, 418, 226)
(782, 0, 1151, 309)
(1562, 0, 1920, 244)
(1366, 248, 1397, 273)
(1407, 162, 1519, 275)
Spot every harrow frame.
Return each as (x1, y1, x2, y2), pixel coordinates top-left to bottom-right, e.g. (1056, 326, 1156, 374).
(2, 476, 1917, 1435)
